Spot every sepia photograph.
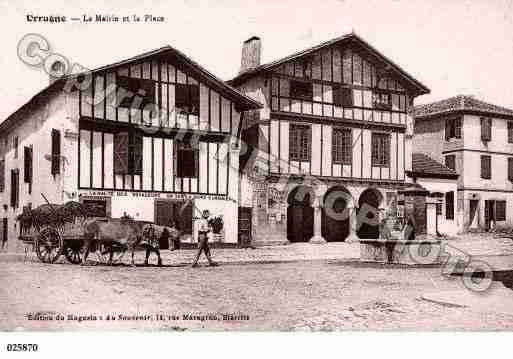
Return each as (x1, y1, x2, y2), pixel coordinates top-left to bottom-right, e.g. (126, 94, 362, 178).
(0, 0, 513, 356)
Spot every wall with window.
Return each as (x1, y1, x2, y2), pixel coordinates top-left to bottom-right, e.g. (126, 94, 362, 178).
(268, 47, 409, 125)
(78, 129, 237, 198)
(263, 118, 405, 181)
(463, 114, 513, 153)
(0, 89, 79, 251)
(462, 151, 513, 191)
(415, 177, 459, 235)
(80, 59, 242, 136)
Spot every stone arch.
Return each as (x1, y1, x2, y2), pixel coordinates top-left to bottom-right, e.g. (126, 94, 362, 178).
(286, 185, 315, 242)
(357, 188, 384, 239)
(321, 185, 353, 242)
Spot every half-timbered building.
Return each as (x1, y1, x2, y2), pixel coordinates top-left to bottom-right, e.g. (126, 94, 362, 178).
(230, 33, 430, 243)
(0, 46, 261, 250)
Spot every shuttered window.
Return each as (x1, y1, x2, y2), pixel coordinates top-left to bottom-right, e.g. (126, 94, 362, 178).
(371, 132, 390, 167)
(445, 117, 462, 140)
(10, 169, 19, 208)
(509, 158, 513, 181)
(445, 191, 454, 220)
(508, 122, 513, 143)
(290, 80, 313, 100)
(445, 154, 456, 171)
(480, 155, 491, 179)
(332, 128, 352, 164)
(176, 141, 199, 178)
(113, 131, 143, 175)
(289, 124, 311, 162)
(175, 84, 200, 116)
(496, 200, 506, 221)
(51, 129, 60, 175)
(481, 117, 492, 142)
(333, 86, 353, 107)
(0, 159, 4, 192)
(23, 146, 33, 194)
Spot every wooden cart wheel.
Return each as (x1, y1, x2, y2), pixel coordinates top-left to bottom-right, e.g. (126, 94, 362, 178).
(63, 240, 83, 264)
(35, 226, 62, 263)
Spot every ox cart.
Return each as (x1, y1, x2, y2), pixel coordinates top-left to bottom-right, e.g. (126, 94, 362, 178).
(18, 200, 179, 266)
(17, 201, 115, 264)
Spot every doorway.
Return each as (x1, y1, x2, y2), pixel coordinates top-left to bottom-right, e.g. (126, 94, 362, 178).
(287, 186, 314, 242)
(357, 188, 383, 239)
(484, 200, 496, 231)
(154, 199, 193, 247)
(321, 186, 351, 242)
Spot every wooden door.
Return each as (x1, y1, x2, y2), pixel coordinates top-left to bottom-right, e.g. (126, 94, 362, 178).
(238, 207, 252, 246)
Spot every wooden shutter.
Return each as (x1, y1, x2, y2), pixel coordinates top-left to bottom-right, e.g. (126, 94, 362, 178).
(23, 146, 32, 184)
(481, 117, 491, 141)
(0, 159, 4, 192)
(10, 169, 19, 208)
(481, 155, 491, 179)
(113, 132, 129, 174)
(509, 158, 513, 181)
(51, 129, 60, 175)
(496, 201, 506, 221)
(131, 132, 143, 175)
(445, 191, 454, 220)
(445, 119, 451, 140)
(509, 122, 513, 143)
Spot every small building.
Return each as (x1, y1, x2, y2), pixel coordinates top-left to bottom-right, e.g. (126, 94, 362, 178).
(413, 95, 513, 232)
(406, 152, 459, 236)
(0, 46, 261, 250)
(229, 33, 430, 244)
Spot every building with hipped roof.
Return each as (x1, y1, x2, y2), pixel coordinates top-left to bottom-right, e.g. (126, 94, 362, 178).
(414, 95, 513, 232)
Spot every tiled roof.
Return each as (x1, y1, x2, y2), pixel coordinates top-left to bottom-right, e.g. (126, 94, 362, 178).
(409, 153, 459, 179)
(414, 95, 513, 119)
(1, 45, 262, 133)
(228, 32, 430, 96)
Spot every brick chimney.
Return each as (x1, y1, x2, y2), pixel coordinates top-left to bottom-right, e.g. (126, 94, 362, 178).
(48, 59, 66, 85)
(240, 36, 262, 73)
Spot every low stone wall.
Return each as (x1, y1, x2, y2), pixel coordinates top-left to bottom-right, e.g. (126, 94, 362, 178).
(359, 237, 442, 265)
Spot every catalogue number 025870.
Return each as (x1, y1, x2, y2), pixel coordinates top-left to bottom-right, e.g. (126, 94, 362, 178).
(6, 344, 39, 352)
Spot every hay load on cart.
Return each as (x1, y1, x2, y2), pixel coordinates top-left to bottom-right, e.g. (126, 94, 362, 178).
(17, 201, 105, 264)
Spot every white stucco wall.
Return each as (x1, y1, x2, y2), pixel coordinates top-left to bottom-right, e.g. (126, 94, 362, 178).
(415, 177, 459, 235)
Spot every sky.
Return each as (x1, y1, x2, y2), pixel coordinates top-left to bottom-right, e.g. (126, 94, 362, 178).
(1, 0, 513, 121)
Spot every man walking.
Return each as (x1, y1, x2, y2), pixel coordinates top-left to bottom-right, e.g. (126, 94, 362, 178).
(191, 210, 218, 267)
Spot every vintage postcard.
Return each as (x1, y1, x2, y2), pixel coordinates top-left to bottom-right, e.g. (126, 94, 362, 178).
(1, 0, 513, 349)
